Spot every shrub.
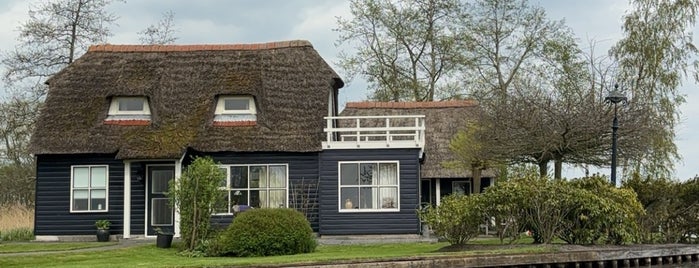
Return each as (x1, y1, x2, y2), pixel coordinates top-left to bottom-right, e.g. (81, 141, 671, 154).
(0, 227, 33, 241)
(169, 156, 226, 252)
(214, 208, 316, 257)
(419, 194, 484, 245)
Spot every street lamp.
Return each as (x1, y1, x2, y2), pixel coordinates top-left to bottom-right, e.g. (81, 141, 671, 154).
(604, 84, 627, 186)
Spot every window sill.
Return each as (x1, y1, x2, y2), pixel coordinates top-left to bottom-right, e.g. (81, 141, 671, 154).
(70, 210, 109, 213)
(338, 208, 400, 213)
(213, 120, 257, 127)
(103, 119, 151, 126)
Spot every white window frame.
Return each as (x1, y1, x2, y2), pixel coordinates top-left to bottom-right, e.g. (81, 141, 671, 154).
(214, 163, 289, 215)
(338, 161, 400, 213)
(215, 96, 257, 115)
(70, 165, 109, 213)
(108, 97, 151, 116)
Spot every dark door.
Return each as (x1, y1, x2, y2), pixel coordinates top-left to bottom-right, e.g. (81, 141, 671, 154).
(146, 165, 175, 236)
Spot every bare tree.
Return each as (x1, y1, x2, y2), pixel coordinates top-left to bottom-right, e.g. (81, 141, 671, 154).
(336, 0, 466, 101)
(138, 10, 179, 45)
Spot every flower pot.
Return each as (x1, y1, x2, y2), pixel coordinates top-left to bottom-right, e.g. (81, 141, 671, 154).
(96, 229, 110, 242)
(156, 233, 174, 248)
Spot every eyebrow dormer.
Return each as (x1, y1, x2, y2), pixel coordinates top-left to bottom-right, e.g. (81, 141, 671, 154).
(104, 96, 151, 125)
(213, 95, 257, 126)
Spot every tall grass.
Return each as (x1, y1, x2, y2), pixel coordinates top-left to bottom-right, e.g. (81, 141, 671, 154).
(0, 203, 34, 241)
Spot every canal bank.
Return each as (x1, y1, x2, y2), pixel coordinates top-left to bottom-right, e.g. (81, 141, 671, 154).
(291, 244, 699, 268)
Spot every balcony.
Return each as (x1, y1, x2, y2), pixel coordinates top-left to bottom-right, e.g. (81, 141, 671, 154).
(322, 115, 425, 150)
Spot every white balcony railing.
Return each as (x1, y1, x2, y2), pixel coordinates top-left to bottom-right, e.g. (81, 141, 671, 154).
(322, 115, 425, 150)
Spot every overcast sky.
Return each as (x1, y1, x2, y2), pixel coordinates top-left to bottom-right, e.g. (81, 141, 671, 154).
(1, 0, 697, 180)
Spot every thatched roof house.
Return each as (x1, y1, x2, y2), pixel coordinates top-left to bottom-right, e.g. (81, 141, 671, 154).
(30, 40, 343, 159)
(339, 100, 481, 179)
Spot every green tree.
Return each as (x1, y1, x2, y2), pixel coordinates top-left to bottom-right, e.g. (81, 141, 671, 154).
(169, 157, 225, 252)
(335, 0, 465, 101)
(610, 0, 699, 177)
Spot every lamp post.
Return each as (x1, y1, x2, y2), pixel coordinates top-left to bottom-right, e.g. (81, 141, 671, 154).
(604, 84, 627, 186)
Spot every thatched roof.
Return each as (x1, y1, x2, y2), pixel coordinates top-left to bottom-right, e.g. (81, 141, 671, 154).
(30, 40, 344, 159)
(340, 100, 482, 179)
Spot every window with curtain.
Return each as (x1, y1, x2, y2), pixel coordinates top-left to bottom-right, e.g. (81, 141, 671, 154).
(71, 165, 108, 212)
(214, 164, 288, 214)
(339, 161, 399, 212)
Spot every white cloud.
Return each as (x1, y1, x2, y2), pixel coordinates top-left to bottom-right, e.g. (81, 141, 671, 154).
(0, 1, 30, 52)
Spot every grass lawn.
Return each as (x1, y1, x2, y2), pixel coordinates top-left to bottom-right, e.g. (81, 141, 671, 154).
(0, 239, 556, 268)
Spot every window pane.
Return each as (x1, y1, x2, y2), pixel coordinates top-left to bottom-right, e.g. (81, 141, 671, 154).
(218, 168, 228, 187)
(90, 167, 107, 188)
(340, 163, 358, 185)
(230, 190, 248, 206)
(119, 98, 144, 111)
(73, 190, 88, 210)
(340, 187, 358, 209)
(268, 190, 286, 208)
(380, 187, 398, 208)
(152, 198, 173, 225)
(151, 169, 173, 193)
(73, 167, 89, 188)
(230, 166, 248, 188)
(214, 191, 230, 214)
(250, 190, 261, 208)
(250, 166, 266, 188)
(91, 189, 107, 211)
(269, 165, 286, 188)
(359, 163, 376, 185)
(224, 98, 249, 110)
(359, 187, 374, 209)
(379, 163, 398, 185)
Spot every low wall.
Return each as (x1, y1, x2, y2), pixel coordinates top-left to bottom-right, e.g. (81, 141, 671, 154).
(291, 244, 699, 268)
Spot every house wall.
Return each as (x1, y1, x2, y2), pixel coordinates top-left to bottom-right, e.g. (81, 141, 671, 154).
(35, 154, 126, 236)
(318, 148, 421, 235)
(195, 151, 321, 232)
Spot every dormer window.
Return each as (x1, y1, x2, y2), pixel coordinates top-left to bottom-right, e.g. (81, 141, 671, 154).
(104, 96, 151, 125)
(214, 96, 256, 126)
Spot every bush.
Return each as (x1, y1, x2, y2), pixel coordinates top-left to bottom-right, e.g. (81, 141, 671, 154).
(0, 227, 33, 241)
(419, 194, 484, 245)
(213, 208, 316, 257)
(169, 156, 226, 252)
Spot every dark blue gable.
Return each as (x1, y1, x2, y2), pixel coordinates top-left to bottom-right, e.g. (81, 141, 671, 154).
(318, 148, 421, 235)
(35, 154, 126, 236)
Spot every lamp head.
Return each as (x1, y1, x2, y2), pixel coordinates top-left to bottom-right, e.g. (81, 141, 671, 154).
(605, 84, 627, 105)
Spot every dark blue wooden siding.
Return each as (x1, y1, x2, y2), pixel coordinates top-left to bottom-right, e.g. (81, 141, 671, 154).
(35, 154, 126, 236)
(195, 151, 320, 232)
(318, 149, 421, 235)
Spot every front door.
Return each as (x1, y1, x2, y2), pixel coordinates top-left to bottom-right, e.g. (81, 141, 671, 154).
(146, 165, 175, 236)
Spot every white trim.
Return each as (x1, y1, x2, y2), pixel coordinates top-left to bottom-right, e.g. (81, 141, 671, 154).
(436, 179, 441, 206)
(69, 165, 109, 213)
(215, 96, 256, 115)
(174, 157, 182, 238)
(108, 97, 151, 116)
(337, 161, 400, 213)
(214, 163, 290, 215)
(123, 160, 131, 239)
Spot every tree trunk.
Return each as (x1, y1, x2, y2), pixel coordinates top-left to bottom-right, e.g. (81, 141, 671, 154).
(538, 161, 548, 177)
(471, 165, 482, 194)
(554, 158, 562, 179)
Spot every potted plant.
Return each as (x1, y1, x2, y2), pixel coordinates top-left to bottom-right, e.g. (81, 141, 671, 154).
(154, 228, 174, 248)
(95, 219, 111, 242)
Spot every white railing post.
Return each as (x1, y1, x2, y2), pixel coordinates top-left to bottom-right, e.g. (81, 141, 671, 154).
(385, 117, 391, 145)
(355, 118, 361, 147)
(326, 117, 332, 146)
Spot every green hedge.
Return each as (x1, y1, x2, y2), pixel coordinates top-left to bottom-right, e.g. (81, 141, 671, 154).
(213, 208, 316, 257)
